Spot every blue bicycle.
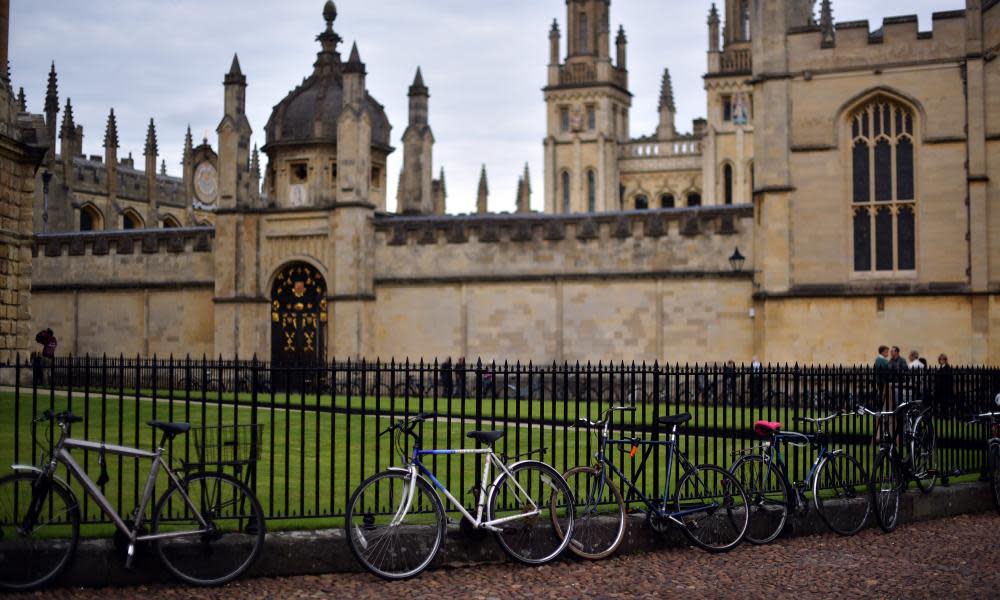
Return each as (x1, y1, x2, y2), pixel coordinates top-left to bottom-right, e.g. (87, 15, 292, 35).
(729, 412, 871, 544)
(345, 413, 574, 579)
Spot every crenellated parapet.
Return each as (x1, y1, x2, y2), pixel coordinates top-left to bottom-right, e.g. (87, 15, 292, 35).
(32, 226, 213, 259)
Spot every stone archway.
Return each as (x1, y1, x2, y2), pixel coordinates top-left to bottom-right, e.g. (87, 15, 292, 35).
(270, 262, 327, 365)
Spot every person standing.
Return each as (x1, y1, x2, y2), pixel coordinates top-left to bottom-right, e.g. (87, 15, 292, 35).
(889, 346, 908, 370)
(34, 328, 57, 386)
(750, 357, 764, 409)
(934, 354, 953, 418)
(453, 357, 466, 397)
(908, 350, 924, 369)
(440, 357, 453, 398)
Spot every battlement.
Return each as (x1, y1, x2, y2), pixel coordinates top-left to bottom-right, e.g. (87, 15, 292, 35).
(620, 138, 701, 159)
(32, 227, 214, 259)
(786, 7, 976, 73)
(60, 155, 186, 207)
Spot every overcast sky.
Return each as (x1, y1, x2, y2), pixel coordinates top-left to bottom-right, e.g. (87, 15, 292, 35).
(10, 0, 957, 214)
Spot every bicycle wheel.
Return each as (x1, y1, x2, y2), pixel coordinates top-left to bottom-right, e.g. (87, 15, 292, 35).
(869, 449, 902, 533)
(673, 465, 749, 552)
(345, 470, 445, 580)
(812, 451, 870, 536)
(0, 473, 80, 591)
(729, 454, 789, 544)
(989, 443, 1000, 515)
(151, 472, 265, 586)
(487, 460, 574, 565)
(906, 417, 936, 494)
(558, 466, 626, 560)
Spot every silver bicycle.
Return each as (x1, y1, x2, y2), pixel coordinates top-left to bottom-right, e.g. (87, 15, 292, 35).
(345, 413, 575, 579)
(0, 410, 265, 590)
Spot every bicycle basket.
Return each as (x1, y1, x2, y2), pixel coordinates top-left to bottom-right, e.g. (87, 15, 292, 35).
(189, 424, 263, 468)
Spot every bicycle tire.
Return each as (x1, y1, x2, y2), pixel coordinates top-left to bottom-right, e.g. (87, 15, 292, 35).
(989, 443, 1000, 515)
(487, 460, 574, 565)
(345, 470, 445, 580)
(558, 466, 626, 560)
(812, 451, 870, 536)
(909, 417, 937, 494)
(151, 472, 265, 586)
(729, 454, 789, 545)
(674, 465, 749, 552)
(0, 472, 80, 591)
(869, 449, 902, 533)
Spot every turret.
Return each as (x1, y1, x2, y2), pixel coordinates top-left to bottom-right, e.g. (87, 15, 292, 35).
(217, 53, 252, 210)
(615, 26, 627, 70)
(144, 118, 158, 224)
(549, 20, 560, 65)
(336, 41, 372, 204)
(104, 108, 119, 227)
(59, 97, 75, 183)
(44, 62, 58, 161)
(708, 4, 721, 53)
(477, 164, 489, 214)
(657, 69, 676, 140)
(398, 67, 434, 214)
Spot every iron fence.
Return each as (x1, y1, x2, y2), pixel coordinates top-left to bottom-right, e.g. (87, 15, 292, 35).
(2, 355, 998, 525)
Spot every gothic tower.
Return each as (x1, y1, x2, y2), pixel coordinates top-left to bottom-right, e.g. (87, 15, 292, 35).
(543, 0, 630, 214)
(397, 67, 434, 214)
(217, 54, 252, 210)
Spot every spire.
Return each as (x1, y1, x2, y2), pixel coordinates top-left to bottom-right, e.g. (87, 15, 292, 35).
(251, 144, 260, 178)
(348, 41, 361, 64)
(659, 69, 675, 113)
(344, 41, 365, 74)
(516, 163, 531, 213)
(16, 87, 25, 112)
(184, 125, 193, 155)
(103, 108, 119, 148)
(409, 66, 428, 97)
(438, 167, 446, 194)
(144, 118, 158, 157)
(225, 53, 246, 86)
(549, 19, 560, 65)
(615, 26, 627, 70)
(44, 61, 58, 115)
(60, 98, 75, 138)
(820, 0, 835, 46)
(522, 162, 531, 196)
(477, 165, 489, 214)
(160, 159, 167, 176)
(707, 4, 721, 54)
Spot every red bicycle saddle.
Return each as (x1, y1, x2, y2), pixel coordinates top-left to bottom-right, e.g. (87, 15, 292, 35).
(754, 420, 782, 438)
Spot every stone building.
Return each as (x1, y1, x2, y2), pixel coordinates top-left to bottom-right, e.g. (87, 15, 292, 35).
(22, 0, 1000, 366)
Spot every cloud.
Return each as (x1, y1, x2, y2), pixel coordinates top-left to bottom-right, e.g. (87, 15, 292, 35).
(10, 0, 955, 214)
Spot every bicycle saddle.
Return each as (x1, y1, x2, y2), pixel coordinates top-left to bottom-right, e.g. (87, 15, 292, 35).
(754, 420, 782, 437)
(147, 421, 191, 437)
(657, 413, 692, 427)
(467, 430, 504, 445)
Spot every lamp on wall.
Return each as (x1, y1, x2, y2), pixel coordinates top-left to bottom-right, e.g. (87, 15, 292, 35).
(729, 247, 746, 273)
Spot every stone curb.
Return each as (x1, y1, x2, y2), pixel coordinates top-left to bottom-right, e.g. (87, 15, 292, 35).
(55, 481, 994, 588)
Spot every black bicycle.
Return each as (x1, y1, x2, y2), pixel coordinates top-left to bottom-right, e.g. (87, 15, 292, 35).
(559, 405, 749, 557)
(970, 406, 1000, 515)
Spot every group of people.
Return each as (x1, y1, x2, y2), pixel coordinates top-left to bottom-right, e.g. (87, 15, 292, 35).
(874, 345, 949, 370)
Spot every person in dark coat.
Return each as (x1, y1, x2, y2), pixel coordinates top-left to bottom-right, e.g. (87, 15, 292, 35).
(440, 357, 453, 398)
(34, 328, 56, 386)
(934, 354, 953, 418)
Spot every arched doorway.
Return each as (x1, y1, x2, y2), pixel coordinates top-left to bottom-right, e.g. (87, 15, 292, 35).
(270, 262, 327, 366)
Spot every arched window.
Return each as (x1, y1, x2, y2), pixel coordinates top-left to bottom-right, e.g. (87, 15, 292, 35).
(79, 205, 101, 231)
(723, 164, 734, 205)
(122, 210, 144, 230)
(579, 12, 589, 53)
(661, 194, 675, 208)
(586, 170, 596, 212)
(561, 171, 571, 214)
(634, 195, 649, 210)
(850, 98, 916, 273)
(687, 192, 702, 207)
(162, 215, 181, 228)
(740, 0, 751, 40)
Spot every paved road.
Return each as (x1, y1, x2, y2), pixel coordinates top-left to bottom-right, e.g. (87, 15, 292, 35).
(13, 512, 1000, 599)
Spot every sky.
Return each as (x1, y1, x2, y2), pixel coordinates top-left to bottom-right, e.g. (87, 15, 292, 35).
(10, 0, 958, 214)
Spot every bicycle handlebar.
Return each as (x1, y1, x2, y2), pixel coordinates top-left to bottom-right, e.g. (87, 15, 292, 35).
(34, 410, 82, 425)
(379, 412, 439, 437)
(793, 412, 844, 426)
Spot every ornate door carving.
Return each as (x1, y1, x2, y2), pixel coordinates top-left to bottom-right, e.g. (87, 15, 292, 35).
(270, 262, 327, 365)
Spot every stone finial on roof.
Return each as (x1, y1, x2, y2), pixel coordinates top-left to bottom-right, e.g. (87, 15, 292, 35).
(225, 53, 247, 86)
(60, 98, 75, 138)
(16, 87, 25, 112)
(550, 19, 559, 36)
(144, 118, 158, 157)
(251, 144, 261, 178)
(160, 159, 167, 176)
(615, 25, 626, 45)
(477, 164, 489, 214)
(344, 41, 365, 74)
(522, 162, 531, 195)
(708, 3, 719, 25)
(184, 125, 193, 155)
(409, 66, 428, 97)
(438, 166, 446, 194)
(820, 0, 835, 46)
(659, 69, 675, 113)
(45, 61, 58, 115)
(104, 108, 119, 148)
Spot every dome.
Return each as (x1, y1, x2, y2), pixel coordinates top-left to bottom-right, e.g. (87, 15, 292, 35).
(263, 5, 392, 152)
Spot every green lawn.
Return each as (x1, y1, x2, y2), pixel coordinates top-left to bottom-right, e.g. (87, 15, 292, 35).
(0, 388, 990, 535)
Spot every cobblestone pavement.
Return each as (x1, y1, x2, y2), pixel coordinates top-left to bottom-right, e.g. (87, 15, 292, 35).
(13, 512, 1000, 600)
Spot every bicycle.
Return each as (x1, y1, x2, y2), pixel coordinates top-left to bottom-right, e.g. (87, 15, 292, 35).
(857, 401, 937, 533)
(729, 412, 870, 544)
(560, 406, 749, 558)
(969, 408, 1000, 515)
(0, 411, 266, 591)
(344, 413, 574, 580)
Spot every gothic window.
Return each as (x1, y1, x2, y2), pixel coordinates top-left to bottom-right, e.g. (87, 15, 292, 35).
(661, 194, 675, 208)
(586, 105, 596, 130)
(162, 215, 181, 228)
(579, 12, 589, 53)
(122, 210, 143, 230)
(561, 107, 570, 133)
(723, 164, 734, 205)
(79, 205, 101, 231)
(740, 0, 751, 40)
(586, 170, 596, 212)
(634, 195, 649, 210)
(687, 192, 702, 207)
(850, 98, 916, 273)
(722, 95, 732, 122)
(561, 170, 571, 213)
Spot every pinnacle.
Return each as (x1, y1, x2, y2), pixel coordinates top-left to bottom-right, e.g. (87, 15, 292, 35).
(45, 61, 59, 114)
(160, 159, 167, 176)
(323, 0, 337, 25)
(478, 164, 489, 194)
(144, 118, 158, 156)
(16, 87, 25, 112)
(659, 68, 675, 112)
(104, 108, 119, 148)
(412, 67, 425, 88)
(184, 125, 193, 151)
(228, 53, 242, 76)
(60, 98, 75, 137)
(347, 41, 362, 64)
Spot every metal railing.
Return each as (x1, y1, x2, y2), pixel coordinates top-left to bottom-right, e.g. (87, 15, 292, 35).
(2, 356, 996, 524)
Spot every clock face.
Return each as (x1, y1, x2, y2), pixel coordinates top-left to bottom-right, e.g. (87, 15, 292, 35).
(194, 162, 219, 205)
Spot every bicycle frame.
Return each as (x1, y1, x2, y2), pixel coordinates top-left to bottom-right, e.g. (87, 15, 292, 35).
(15, 426, 213, 563)
(758, 431, 830, 498)
(395, 439, 540, 531)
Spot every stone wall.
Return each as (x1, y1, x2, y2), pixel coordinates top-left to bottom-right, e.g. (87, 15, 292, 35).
(0, 143, 38, 364)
